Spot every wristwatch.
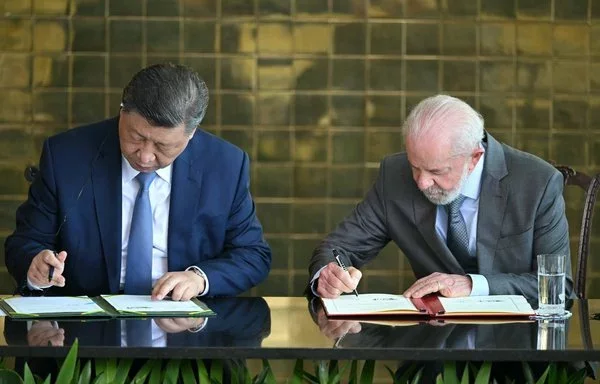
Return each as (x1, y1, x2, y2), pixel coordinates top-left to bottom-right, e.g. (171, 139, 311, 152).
(186, 266, 205, 279)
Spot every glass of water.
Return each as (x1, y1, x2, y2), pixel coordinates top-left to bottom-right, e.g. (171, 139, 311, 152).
(536, 318, 566, 350)
(536, 254, 566, 317)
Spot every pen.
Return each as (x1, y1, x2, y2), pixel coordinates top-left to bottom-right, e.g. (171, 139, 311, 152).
(48, 251, 59, 283)
(332, 249, 359, 298)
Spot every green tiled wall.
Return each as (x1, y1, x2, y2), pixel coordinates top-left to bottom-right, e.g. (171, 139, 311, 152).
(1, 0, 599, 297)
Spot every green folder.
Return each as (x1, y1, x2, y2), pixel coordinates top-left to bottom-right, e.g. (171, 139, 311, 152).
(0, 295, 216, 319)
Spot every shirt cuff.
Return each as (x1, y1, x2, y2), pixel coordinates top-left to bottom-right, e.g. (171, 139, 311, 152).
(188, 318, 208, 333)
(309, 266, 327, 296)
(185, 266, 209, 296)
(468, 274, 490, 296)
(27, 276, 51, 291)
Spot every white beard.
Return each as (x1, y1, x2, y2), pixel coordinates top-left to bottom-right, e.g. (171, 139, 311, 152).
(421, 161, 470, 206)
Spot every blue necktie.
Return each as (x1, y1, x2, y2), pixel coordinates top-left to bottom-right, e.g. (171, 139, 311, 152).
(446, 195, 477, 273)
(126, 319, 153, 347)
(124, 172, 157, 295)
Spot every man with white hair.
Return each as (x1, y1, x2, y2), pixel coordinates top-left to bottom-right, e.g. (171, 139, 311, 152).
(309, 94, 572, 300)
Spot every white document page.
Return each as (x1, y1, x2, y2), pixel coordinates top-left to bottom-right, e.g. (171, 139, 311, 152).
(322, 293, 419, 316)
(438, 295, 534, 315)
(102, 295, 202, 313)
(4, 296, 105, 315)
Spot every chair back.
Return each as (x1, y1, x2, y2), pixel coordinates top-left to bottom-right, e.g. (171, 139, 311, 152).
(554, 165, 600, 299)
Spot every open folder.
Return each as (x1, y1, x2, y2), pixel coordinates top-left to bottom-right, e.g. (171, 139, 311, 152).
(0, 295, 215, 319)
(321, 294, 535, 318)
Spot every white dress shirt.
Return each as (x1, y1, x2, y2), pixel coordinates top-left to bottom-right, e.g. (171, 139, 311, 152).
(434, 148, 489, 296)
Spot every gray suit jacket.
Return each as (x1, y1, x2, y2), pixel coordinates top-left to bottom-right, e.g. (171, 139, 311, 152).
(310, 133, 573, 300)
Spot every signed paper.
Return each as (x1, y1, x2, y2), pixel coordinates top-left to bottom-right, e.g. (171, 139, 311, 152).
(3, 296, 105, 315)
(438, 295, 533, 315)
(101, 295, 209, 315)
(322, 293, 420, 316)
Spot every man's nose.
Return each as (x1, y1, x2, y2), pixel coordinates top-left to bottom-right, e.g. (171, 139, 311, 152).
(415, 173, 434, 190)
(138, 144, 156, 164)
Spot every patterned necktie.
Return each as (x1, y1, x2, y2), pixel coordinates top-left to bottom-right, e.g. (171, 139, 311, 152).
(446, 195, 477, 273)
(124, 172, 157, 295)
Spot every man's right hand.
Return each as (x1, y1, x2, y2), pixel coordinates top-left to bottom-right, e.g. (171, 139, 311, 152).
(316, 261, 362, 299)
(27, 250, 67, 288)
(316, 307, 361, 341)
(27, 321, 65, 346)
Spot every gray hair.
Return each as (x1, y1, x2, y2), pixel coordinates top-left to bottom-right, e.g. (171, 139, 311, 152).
(121, 63, 209, 135)
(402, 95, 484, 156)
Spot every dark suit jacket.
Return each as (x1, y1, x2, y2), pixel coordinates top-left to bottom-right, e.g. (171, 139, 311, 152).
(310, 133, 572, 299)
(5, 117, 271, 296)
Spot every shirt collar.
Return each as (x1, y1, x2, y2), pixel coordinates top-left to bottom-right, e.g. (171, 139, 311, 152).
(460, 145, 485, 200)
(121, 156, 172, 185)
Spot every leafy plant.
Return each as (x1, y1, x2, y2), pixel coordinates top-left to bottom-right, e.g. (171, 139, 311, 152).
(0, 340, 589, 384)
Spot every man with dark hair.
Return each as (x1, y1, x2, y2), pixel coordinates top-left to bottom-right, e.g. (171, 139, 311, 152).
(5, 63, 271, 300)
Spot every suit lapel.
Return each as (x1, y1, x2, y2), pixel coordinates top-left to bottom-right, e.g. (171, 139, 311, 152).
(475, 133, 508, 274)
(167, 139, 202, 271)
(92, 123, 122, 293)
(413, 193, 464, 273)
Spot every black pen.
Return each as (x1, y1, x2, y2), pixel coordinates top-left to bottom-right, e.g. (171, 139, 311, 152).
(48, 251, 59, 283)
(332, 249, 359, 298)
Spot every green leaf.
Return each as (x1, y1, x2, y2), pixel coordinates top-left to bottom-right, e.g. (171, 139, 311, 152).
(566, 368, 588, 384)
(258, 359, 276, 384)
(442, 361, 458, 384)
(290, 360, 305, 384)
(329, 361, 350, 384)
(558, 366, 568, 384)
(394, 363, 420, 384)
(112, 359, 133, 384)
(90, 372, 103, 384)
(210, 360, 223, 384)
(131, 360, 155, 384)
(77, 361, 92, 384)
(163, 359, 181, 384)
(317, 361, 328, 383)
(56, 339, 79, 384)
(436, 373, 444, 384)
(359, 360, 375, 384)
(23, 363, 35, 384)
(460, 362, 470, 384)
(349, 361, 359, 384)
(148, 359, 162, 384)
(0, 369, 24, 384)
(94, 360, 105, 378)
(180, 360, 197, 384)
(196, 360, 210, 384)
(410, 367, 423, 384)
(521, 362, 535, 384)
(102, 359, 117, 382)
(548, 363, 557, 384)
(474, 362, 491, 384)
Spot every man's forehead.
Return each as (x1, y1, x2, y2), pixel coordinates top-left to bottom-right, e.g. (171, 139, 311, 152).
(406, 134, 453, 164)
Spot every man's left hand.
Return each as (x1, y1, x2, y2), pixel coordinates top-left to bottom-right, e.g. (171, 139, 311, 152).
(154, 317, 205, 333)
(151, 271, 205, 301)
(402, 272, 472, 298)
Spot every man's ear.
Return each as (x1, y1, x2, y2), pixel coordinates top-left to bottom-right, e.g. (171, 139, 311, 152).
(469, 148, 484, 170)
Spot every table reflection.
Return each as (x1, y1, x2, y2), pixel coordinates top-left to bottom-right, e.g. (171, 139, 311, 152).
(4, 297, 271, 348)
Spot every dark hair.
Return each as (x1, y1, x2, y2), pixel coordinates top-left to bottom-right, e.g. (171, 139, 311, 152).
(121, 63, 209, 134)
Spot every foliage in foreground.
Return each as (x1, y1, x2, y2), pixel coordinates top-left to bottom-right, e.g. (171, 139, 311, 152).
(0, 340, 589, 383)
